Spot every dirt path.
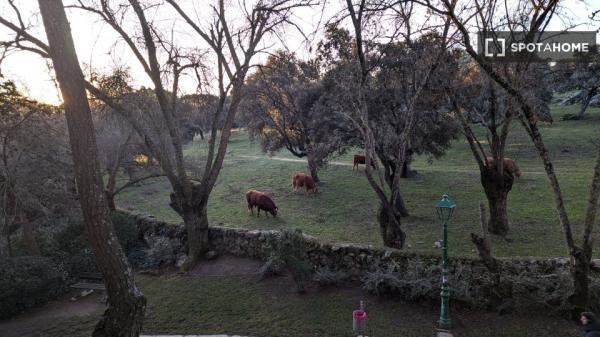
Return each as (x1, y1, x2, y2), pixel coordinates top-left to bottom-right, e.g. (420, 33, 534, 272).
(0, 292, 104, 337)
(236, 155, 551, 175)
(238, 154, 353, 167)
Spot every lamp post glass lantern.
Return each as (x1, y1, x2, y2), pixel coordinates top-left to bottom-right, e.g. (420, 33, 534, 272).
(436, 194, 455, 329)
(436, 194, 455, 221)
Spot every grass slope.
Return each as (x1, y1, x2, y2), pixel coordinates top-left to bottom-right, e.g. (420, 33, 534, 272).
(116, 105, 600, 258)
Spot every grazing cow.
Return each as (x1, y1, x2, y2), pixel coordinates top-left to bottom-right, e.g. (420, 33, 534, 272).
(484, 157, 521, 178)
(291, 172, 305, 191)
(245, 190, 278, 217)
(352, 154, 376, 170)
(291, 172, 319, 194)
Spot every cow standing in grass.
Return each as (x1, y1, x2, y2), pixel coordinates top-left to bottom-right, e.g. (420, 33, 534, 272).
(291, 172, 304, 191)
(484, 157, 522, 178)
(352, 154, 376, 170)
(245, 190, 278, 217)
(291, 172, 319, 194)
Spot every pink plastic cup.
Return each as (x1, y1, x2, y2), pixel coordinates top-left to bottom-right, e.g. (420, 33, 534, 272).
(353, 309, 367, 333)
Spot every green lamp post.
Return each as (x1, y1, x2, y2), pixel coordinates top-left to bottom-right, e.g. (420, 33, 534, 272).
(436, 194, 455, 330)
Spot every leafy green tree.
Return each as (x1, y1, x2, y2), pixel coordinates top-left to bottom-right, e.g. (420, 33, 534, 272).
(317, 19, 457, 247)
(0, 80, 75, 257)
(243, 51, 353, 181)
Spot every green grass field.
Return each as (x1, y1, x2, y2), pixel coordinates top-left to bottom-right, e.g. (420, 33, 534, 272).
(36, 272, 580, 337)
(116, 105, 600, 258)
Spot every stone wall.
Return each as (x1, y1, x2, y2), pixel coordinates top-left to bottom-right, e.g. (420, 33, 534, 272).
(120, 210, 599, 312)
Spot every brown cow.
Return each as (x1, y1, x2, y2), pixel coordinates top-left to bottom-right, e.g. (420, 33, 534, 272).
(352, 154, 376, 170)
(291, 172, 318, 194)
(245, 190, 278, 217)
(291, 172, 304, 191)
(484, 157, 521, 178)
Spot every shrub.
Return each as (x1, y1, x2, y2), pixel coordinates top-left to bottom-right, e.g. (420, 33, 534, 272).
(261, 229, 313, 293)
(0, 256, 68, 319)
(34, 213, 158, 274)
(362, 260, 436, 301)
(361, 263, 403, 297)
(258, 257, 285, 277)
(313, 267, 350, 287)
(47, 221, 88, 255)
(590, 274, 600, 313)
(61, 249, 97, 276)
(126, 247, 147, 269)
(111, 212, 143, 252)
(136, 237, 176, 269)
(47, 214, 142, 257)
(41, 221, 97, 275)
(32, 214, 144, 276)
(501, 268, 584, 314)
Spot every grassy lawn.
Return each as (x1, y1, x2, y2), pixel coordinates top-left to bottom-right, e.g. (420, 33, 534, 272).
(116, 105, 600, 258)
(35, 270, 580, 337)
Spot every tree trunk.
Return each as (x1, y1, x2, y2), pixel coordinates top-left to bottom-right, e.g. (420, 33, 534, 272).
(308, 165, 320, 183)
(400, 150, 416, 178)
(182, 204, 209, 268)
(481, 168, 513, 236)
(471, 204, 516, 312)
(38, 2, 146, 336)
(393, 189, 410, 217)
(22, 221, 41, 256)
(307, 159, 320, 183)
(571, 253, 591, 315)
(0, 232, 10, 257)
(573, 146, 600, 314)
(377, 204, 406, 249)
(170, 186, 209, 270)
(124, 164, 136, 181)
(486, 190, 509, 236)
(306, 147, 320, 183)
(105, 164, 118, 212)
(578, 87, 597, 120)
(1, 176, 17, 257)
(384, 162, 410, 217)
(106, 192, 117, 212)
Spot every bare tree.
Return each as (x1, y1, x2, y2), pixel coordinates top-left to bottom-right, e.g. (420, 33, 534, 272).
(425, 0, 600, 313)
(91, 68, 165, 210)
(36, 1, 145, 336)
(449, 62, 552, 235)
(161, 0, 312, 267)
(332, 0, 453, 248)
(243, 50, 351, 182)
(95, 103, 164, 211)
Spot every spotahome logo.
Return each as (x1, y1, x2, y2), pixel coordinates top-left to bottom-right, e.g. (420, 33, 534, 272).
(477, 31, 597, 62)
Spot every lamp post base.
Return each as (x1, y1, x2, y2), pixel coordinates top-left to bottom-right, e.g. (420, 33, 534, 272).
(435, 328, 454, 337)
(438, 318, 452, 330)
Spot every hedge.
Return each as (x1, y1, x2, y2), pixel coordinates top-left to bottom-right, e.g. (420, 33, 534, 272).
(0, 256, 68, 319)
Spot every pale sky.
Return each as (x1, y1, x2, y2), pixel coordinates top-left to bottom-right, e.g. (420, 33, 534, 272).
(0, 0, 597, 105)
(0, 0, 336, 104)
